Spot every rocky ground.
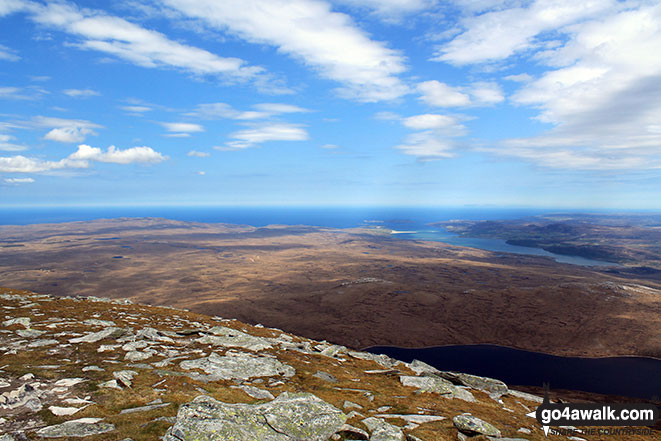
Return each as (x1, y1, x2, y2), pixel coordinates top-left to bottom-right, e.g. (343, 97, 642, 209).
(1, 287, 658, 441)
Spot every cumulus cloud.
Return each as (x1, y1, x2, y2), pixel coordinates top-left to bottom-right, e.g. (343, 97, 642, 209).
(416, 80, 503, 107)
(220, 123, 308, 150)
(188, 102, 308, 120)
(0, 144, 166, 173)
(32, 116, 102, 143)
(4, 177, 34, 184)
(4, 0, 265, 85)
(487, 2, 661, 169)
(162, 0, 409, 101)
(62, 88, 99, 97)
(402, 113, 466, 133)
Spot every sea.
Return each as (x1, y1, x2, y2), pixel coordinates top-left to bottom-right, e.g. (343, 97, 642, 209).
(0, 205, 622, 266)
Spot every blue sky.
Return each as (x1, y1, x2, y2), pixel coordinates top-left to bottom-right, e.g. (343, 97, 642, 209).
(1, 0, 660, 208)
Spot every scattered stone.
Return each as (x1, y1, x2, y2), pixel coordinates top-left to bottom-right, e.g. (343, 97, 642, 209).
(400, 375, 453, 395)
(83, 319, 115, 327)
(99, 380, 122, 390)
(54, 378, 85, 387)
(313, 370, 338, 383)
(180, 351, 295, 381)
(453, 414, 502, 438)
(196, 326, 273, 351)
(337, 423, 369, 439)
(343, 400, 362, 410)
(125, 349, 156, 361)
(508, 390, 543, 403)
(82, 366, 104, 372)
(440, 372, 508, 396)
(3, 317, 30, 328)
(48, 405, 85, 416)
(232, 384, 275, 400)
(348, 351, 399, 369)
(69, 327, 124, 344)
(517, 427, 532, 434)
(164, 392, 346, 441)
(27, 339, 58, 348)
(362, 417, 406, 441)
(113, 370, 137, 388)
(36, 417, 115, 438)
(16, 329, 45, 338)
(407, 359, 439, 375)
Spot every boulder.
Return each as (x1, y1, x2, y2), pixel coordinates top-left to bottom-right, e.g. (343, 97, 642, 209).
(399, 375, 453, 395)
(164, 392, 346, 441)
(453, 414, 502, 437)
(180, 351, 295, 381)
(69, 327, 124, 344)
(439, 372, 508, 396)
(195, 326, 273, 351)
(362, 417, 406, 441)
(36, 418, 115, 438)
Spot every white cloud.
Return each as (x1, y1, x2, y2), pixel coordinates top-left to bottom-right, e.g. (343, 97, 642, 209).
(189, 102, 308, 120)
(187, 150, 210, 157)
(33, 116, 102, 143)
(0, 144, 166, 173)
(0, 133, 27, 151)
(221, 123, 309, 150)
(0, 43, 19, 61)
(69, 144, 167, 164)
(504, 73, 533, 82)
(163, 0, 409, 101)
(402, 113, 465, 132)
(417, 81, 471, 107)
(196, 170, 205, 175)
(8, 1, 265, 84)
(416, 80, 502, 107)
(394, 130, 457, 159)
(160, 122, 204, 133)
(492, 2, 661, 169)
(321, 143, 340, 149)
(120, 105, 152, 113)
(434, 0, 615, 65)
(4, 177, 34, 184)
(62, 88, 99, 97)
(334, 0, 437, 20)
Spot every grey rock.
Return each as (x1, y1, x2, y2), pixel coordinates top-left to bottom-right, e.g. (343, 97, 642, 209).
(69, 327, 124, 344)
(232, 384, 275, 400)
(399, 375, 453, 395)
(343, 400, 362, 409)
(195, 326, 273, 351)
(0, 434, 16, 441)
(337, 423, 369, 439)
(16, 329, 45, 338)
(509, 390, 543, 403)
(82, 365, 104, 372)
(83, 319, 115, 327)
(180, 351, 295, 381)
(348, 351, 399, 369)
(440, 372, 508, 396)
(362, 417, 406, 441)
(447, 386, 476, 402)
(453, 414, 502, 437)
(3, 317, 30, 328)
(27, 339, 58, 348)
(136, 327, 175, 343)
(407, 359, 440, 375)
(113, 370, 137, 387)
(124, 349, 156, 361)
(164, 392, 346, 441)
(313, 370, 338, 383)
(36, 418, 115, 438)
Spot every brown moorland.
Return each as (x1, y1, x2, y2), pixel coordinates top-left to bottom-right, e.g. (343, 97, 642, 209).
(0, 218, 659, 358)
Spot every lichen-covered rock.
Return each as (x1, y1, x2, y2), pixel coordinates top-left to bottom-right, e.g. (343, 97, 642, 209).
(69, 327, 124, 344)
(407, 359, 440, 375)
(348, 351, 399, 369)
(164, 392, 346, 441)
(362, 417, 405, 441)
(195, 326, 273, 351)
(453, 414, 502, 437)
(399, 375, 453, 394)
(440, 372, 508, 396)
(180, 351, 295, 380)
(36, 417, 115, 438)
(113, 370, 137, 387)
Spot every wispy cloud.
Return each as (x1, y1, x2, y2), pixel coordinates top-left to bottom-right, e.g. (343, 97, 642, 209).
(416, 80, 503, 107)
(159, 122, 204, 134)
(0, 43, 19, 61)
(395, 113, 467, 159)
(0, 133, 28, 152)
(4, 177, 34, 184)
(5, 1, 269, 86)
(62, 88, 100, 98)
(187, 150, 210, 157)
(163, 0, 409, 101)
(31, 116, 103, 143)
(187, 102, 308, 120)
(219, 123, 308, 150)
